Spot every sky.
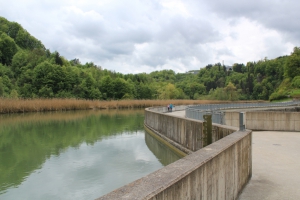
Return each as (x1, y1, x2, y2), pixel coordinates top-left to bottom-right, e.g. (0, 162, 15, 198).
(0, 0, 299, 74)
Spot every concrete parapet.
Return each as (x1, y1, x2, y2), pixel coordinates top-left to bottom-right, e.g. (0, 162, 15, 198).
(239, 111, 299, 131)
(223, 107, 300, 131)
(224, 112, 240, 127)
(97, 130, 252, 200)
(144, 108, 237, 151)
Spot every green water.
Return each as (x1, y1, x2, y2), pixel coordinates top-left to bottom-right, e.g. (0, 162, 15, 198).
(0, 109, 182, 200)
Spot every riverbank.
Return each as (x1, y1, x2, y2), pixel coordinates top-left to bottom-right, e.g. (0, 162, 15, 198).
(0, 98, 228, 114)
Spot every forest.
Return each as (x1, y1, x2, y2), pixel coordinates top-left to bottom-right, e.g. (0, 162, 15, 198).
(1, 16, 300, 101)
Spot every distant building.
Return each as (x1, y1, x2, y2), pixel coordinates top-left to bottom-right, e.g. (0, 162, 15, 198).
(186, 70, 200, 74)
(225, 65, 232, 71)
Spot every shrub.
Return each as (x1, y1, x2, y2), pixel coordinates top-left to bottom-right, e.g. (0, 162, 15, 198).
(292, 76, 300, 88)
(269, 90, 288, 101)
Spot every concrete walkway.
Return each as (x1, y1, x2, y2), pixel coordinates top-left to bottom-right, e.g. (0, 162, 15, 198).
(239, 131, 300, 200)
(164, 110, 186, 117)
(167, 111, 300, 200)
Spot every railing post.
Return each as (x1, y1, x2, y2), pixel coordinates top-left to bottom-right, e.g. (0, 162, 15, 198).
(239, 112, 245, 131)
(203, 114, 212, 146)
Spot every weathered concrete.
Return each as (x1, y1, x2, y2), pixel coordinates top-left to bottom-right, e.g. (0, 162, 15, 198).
(224, 110, 300, 131)
(246, 111, 300, 131)
(224, 112, 240, 128)
(97, 108, 252, 200)
(97, 130, 252, 200)
(170, 108, 300, 199)
(239, 131, 300, 200)
(145, 108, 237, 152)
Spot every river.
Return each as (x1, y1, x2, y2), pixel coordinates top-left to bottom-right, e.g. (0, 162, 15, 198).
(0, 109, 182, 200)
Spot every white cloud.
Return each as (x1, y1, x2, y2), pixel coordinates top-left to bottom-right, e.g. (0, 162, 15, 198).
(0, 0, 299, 73)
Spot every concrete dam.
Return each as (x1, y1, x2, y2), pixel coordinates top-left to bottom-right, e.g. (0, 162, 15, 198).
(97, 101, 300, 200)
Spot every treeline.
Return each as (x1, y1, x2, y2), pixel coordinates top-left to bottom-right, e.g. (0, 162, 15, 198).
(0, 16, 299, 101)
(199, 48, 300, 101)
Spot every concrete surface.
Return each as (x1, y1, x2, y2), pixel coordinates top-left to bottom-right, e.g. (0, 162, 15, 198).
(164, 110, 186, 117)
(239, 131, 300, 200)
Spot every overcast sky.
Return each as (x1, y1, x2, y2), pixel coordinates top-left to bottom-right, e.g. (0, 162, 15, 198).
(0, 0, 299, 74)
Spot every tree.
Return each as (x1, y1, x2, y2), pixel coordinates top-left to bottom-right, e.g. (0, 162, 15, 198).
(11, 51, 29, 75)
(225, 82, 238, 100)
(100, 76, 114, 99)
(157, 83, 180, 99)
(113, 78, 132, 99)
(54, 51, 63, 66)
(209, 88, 228, 100)
(136, 83, 153, 99)
(7, 22, 22, 39)
(285, 47, 300, 79)
(252, 83, 263, 100)
(0, 33, 17, 65)
(232, 63, 246, 73)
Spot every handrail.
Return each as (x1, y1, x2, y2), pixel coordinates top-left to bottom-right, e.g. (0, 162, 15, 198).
(186, 100, 300, 124)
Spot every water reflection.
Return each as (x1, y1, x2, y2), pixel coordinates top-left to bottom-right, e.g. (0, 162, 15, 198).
(0, 109, 181, 199)
(145, 132, 181, 166)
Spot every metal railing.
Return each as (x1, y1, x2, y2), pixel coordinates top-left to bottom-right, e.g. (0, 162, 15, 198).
(186, 100, 300, 125)
(147, 105, 187, 113)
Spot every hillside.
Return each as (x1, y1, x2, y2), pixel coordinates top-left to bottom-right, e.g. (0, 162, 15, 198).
(0, 16, 299, 101)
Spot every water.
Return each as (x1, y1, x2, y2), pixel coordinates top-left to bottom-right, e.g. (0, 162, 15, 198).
(0, 109, 182, 200)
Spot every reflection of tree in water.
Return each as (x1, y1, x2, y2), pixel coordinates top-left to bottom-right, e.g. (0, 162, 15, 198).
(145, 132, 182, 167)
(0, 109, 144, 194)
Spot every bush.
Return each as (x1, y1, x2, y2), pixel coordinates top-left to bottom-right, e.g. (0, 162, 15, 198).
(292, 76, 300, 88)
(269, 90, 288, 101)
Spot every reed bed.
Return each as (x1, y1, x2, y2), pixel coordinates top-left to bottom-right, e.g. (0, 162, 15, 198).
(0, 109, 145, 128)
(0, 98, 256, 114)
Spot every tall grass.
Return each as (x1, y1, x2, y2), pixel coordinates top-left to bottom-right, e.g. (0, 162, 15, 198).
(0, 109, 145, 128)
(0, 98, 260, 114)
(0, 98, 255, 114)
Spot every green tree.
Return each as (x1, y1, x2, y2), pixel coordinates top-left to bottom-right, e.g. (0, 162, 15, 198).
(0, 33, 18, 65)
(6, 22, 22, 39)
(11, 50, 29, 75)
(225, 82, 238, 100)
(208, 88, 228, 100)
(285, 47, 300, 79)
(157, 83, 180, 99)
(100, 76, 114, 99)
(136, 83, 153, 99)
(113, 78, 133, 99)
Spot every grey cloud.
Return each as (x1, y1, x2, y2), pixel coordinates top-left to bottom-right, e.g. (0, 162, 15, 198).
(67, 18, 106, 39)
(157, 16, 220, 44)
(202, 0, 300, 42)
(216, 47, 234, 57)
(0, 0, 296, 74)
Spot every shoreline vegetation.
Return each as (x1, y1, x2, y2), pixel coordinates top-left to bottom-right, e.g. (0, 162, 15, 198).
(0, 98, 263, 114)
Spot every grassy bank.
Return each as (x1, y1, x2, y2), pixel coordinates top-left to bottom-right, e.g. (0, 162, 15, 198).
(0, 98, 237, 114)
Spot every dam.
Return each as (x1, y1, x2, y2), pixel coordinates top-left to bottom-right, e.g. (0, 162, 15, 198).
(98, 101, 300, 199)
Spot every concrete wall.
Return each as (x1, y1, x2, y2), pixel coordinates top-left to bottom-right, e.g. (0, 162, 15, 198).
(246, 111, 300, 131)
(224, 112, 240, 128)
(145, 108, 237, 152)
(97, 108, 252, 200)
(224, 111, 300, 131)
